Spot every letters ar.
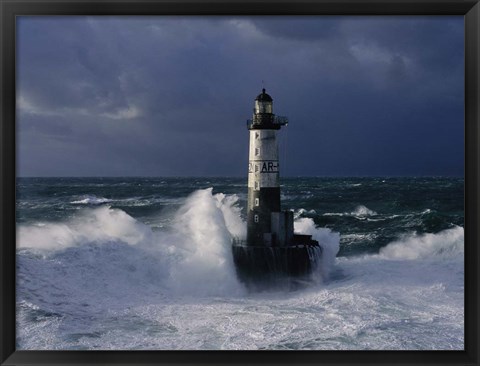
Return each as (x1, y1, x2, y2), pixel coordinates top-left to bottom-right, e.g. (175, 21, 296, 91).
(261, 162, 278, 172)
(249, 161, 279, 173)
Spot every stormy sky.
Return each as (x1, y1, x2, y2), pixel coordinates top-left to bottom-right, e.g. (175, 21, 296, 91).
(17, 16, 464, 177)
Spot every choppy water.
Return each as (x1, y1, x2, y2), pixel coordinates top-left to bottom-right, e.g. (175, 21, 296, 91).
(16, 177, 464, 350)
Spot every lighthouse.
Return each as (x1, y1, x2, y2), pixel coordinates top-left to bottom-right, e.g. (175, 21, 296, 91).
(232, 88, 321, 285)
(247, 88, 287, 246)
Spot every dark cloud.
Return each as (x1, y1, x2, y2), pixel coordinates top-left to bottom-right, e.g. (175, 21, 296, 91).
(17, 16, 464, 177)
(249, 16, 341, 41)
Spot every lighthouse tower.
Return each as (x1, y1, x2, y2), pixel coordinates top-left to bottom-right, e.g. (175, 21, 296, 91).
(232, 88, 321, 284)
(246, 88, 288, 246)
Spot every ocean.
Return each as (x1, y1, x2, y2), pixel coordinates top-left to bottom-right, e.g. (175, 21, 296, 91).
(16, 177, 464, 350)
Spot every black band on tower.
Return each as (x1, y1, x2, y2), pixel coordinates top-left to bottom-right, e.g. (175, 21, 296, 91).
(246, 187, 281, 246)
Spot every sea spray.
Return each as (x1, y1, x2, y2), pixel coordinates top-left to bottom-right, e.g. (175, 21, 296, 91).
(17, 206, 153, 251)
(168, 188, 245, 296)
(294, 217, 340, 280)
(379, 226, 464, 260)
(214, 192, 246, 239)
(18, 188, 247, 299)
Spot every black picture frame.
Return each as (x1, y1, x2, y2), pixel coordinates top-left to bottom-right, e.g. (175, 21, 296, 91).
(1, 1, 479, 365)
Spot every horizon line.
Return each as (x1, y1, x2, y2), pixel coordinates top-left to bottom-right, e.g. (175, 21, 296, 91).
(16, 175, 465, 179)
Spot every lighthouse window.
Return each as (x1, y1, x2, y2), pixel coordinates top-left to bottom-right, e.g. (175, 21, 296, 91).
(254, 215, 259, 223)
(255, 164, 259, 173)
(255, 148, 260, 156)
(254, 181, 259, 190)
(255, 198, 259, 206)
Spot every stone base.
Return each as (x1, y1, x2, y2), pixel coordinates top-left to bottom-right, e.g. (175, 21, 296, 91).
(231, 242, 322, 288)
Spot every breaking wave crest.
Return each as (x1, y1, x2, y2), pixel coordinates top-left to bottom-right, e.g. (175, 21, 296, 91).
(18, 188, 248, 298)
(324, 205, 377, 218)
(351, 205, 377, 217)
(379, 226, 464, 260)
(167, 189, 244, 296)
(294, 218, 340, 279)
(70, 195, 112, 205)
(18, 188, 341, 303)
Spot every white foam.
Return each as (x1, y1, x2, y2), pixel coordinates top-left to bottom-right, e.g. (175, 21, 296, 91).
(294, 208, 317, 219)
(294, 217, 340, 279)
(214, 192, 246, 239)
(351, 205, 377, 217)
(323, 205, 377, 218)
(167, 188, 245, 296)
(70, 195, 112, 205)
(342, 233, 378, 243)
(323, 212, 344, 216)
(17, 206, 152, 250)
(18, 189, 246, 298)
(379, 226, 464, 260)
(16, 190, 464, 351)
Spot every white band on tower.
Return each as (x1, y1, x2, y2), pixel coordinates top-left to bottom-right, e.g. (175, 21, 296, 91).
(247, 130, 280, 188)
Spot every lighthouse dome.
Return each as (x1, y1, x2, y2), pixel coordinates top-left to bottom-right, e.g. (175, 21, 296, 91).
(255, 88, 273, 102)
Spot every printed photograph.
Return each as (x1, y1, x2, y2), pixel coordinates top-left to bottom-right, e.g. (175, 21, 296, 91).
(16, 16, 464, 350)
